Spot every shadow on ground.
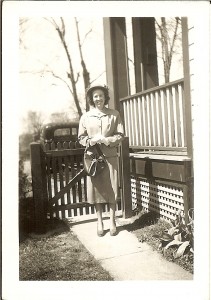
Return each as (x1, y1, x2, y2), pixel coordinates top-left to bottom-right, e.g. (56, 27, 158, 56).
(122, 211, 160, 232)
(19, 196, 72, 242)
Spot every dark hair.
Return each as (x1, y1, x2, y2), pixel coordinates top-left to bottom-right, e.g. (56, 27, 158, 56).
(86, 86, 110, 106)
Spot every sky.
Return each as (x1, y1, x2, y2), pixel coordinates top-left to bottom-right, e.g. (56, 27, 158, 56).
(19, 17, 107, 130)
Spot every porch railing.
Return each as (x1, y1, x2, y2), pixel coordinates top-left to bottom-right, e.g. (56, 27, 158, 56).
(120, 79, 187, 153)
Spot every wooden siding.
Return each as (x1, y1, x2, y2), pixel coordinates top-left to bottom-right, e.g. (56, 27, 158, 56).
(188, 19, 194, 122)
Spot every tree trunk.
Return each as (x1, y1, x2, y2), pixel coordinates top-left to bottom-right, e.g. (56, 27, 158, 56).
(75, 18, 91, 111)
(55, 18, 83, 118)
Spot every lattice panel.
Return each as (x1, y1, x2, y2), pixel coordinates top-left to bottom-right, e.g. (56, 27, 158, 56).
(131, 176, 185, 221)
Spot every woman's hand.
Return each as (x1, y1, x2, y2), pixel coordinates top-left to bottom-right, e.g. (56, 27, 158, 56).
(100, 137, 110, 146)
(90, 134, 103, 146)
(90, 135, 110, 146)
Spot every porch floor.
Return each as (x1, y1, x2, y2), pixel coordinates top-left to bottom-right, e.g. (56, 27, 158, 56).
(71, 215, 193, 280)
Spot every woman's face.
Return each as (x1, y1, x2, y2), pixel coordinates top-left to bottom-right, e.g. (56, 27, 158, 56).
(92, 89, 105, 110)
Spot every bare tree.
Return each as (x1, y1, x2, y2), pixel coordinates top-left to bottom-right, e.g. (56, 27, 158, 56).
(45, 17, 83, 117)
(75, 17, 91, 110)
(155, 17, 181, 83)
(19, 18, 29, 49)
(19, 18, 106, 118)
(50, 112, 71, 123)
(24, 111, 44, 141)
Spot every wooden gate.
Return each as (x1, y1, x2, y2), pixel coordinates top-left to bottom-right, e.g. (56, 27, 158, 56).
(44, 141, 92, 219)
(30, 138, 132, 233)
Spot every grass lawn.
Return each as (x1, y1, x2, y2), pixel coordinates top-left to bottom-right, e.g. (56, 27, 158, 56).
(19, 219, 113, 281)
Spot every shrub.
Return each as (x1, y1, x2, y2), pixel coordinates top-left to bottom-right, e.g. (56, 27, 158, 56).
(153, 209, 194, 259)
(19, 160, 35, 238)
(19, 159, 32, 200)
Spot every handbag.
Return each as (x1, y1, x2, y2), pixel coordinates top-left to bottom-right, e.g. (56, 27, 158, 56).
(83, 144, 107, 177)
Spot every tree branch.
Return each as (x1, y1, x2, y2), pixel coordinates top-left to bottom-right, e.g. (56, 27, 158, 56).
(90, 71, 105, 85)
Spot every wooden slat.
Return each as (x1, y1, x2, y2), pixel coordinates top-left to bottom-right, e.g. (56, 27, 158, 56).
(50, 201, 92, 212)
(45, 148, 84, 157)
(130, 145, 187, 152)
(126, 101, 132, 144)
(64, 142, 72, 217)
(46, 156, 53, 218)
(130, 152, 191, 162)
(129, 98, 135, 146)
(160, 89, 168, 147)
(48, 169, 86, 206)
(166, 87, 175, 147)
(178, 83, 186, 147)
(133, 97, 139, 145)
(64, 155, 71, 217)
(150, 92, 157, 146)
(123, 101, 128, 137)
(83, 175, 89, 215)
(146, 93, 152, 146)
(155, 90, 162, 146)
(57, 142, 65, 218)
(173, 84, 182, 147)
(142, 95, 148, 146)
(76, 153, 83, 215)
(137, 96, 144, 145)
(123, 101, 129, 139)
(51, 142, 59, 218)
(119, 137, 132, 218)
(69, 142, 77, 216)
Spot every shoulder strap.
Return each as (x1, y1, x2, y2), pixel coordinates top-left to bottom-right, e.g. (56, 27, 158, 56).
(95, 144, 104, 157)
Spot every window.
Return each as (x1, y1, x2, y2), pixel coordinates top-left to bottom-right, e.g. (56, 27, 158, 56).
(54, 128, 70, 137)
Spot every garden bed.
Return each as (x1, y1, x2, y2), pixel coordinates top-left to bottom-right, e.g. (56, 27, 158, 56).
(121, 210, 194, 274)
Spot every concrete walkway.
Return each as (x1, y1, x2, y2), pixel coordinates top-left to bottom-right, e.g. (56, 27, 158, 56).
(71, 216, 193, 280)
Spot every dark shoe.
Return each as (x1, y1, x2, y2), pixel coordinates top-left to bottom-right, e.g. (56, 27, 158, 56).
(97, 223, 104, 237)
(110, 227, 117, 236)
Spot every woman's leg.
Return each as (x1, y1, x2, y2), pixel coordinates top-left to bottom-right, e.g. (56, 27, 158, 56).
(109, 203, 117, 235)
(95, 203, 104, 235)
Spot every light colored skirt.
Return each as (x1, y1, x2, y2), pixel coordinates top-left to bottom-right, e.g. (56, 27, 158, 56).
(86, 156, 118, 204)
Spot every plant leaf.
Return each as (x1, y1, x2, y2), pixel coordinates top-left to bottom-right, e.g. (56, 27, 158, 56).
(152, 234, 161, 239)
(174, 233, 182, 241)
(165, 240, 183, 249)
(174, 241, 190, 258)
(168, 226, 177, 235)
(161, 233, 173, 241)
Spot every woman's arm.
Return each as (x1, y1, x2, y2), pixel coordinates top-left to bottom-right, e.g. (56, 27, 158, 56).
(78, 114, 90, 147)
(101, 112, 125, 147)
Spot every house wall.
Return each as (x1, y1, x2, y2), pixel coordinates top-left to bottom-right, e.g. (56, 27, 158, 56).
(188, 18, 194, 107)
(187, 18, 194, 208)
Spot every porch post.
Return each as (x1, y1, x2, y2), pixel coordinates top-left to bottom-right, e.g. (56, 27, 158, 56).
(119, 137, 132, 218)
(30, 143, 48, 233)
(181, 17, 193, 162)
(132, 17, 159, 92)
(103, 17, 130, 116)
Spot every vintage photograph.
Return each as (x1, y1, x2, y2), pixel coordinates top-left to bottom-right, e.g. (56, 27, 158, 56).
(2, 1, 210, 300)
(19, 15, 194, 281)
